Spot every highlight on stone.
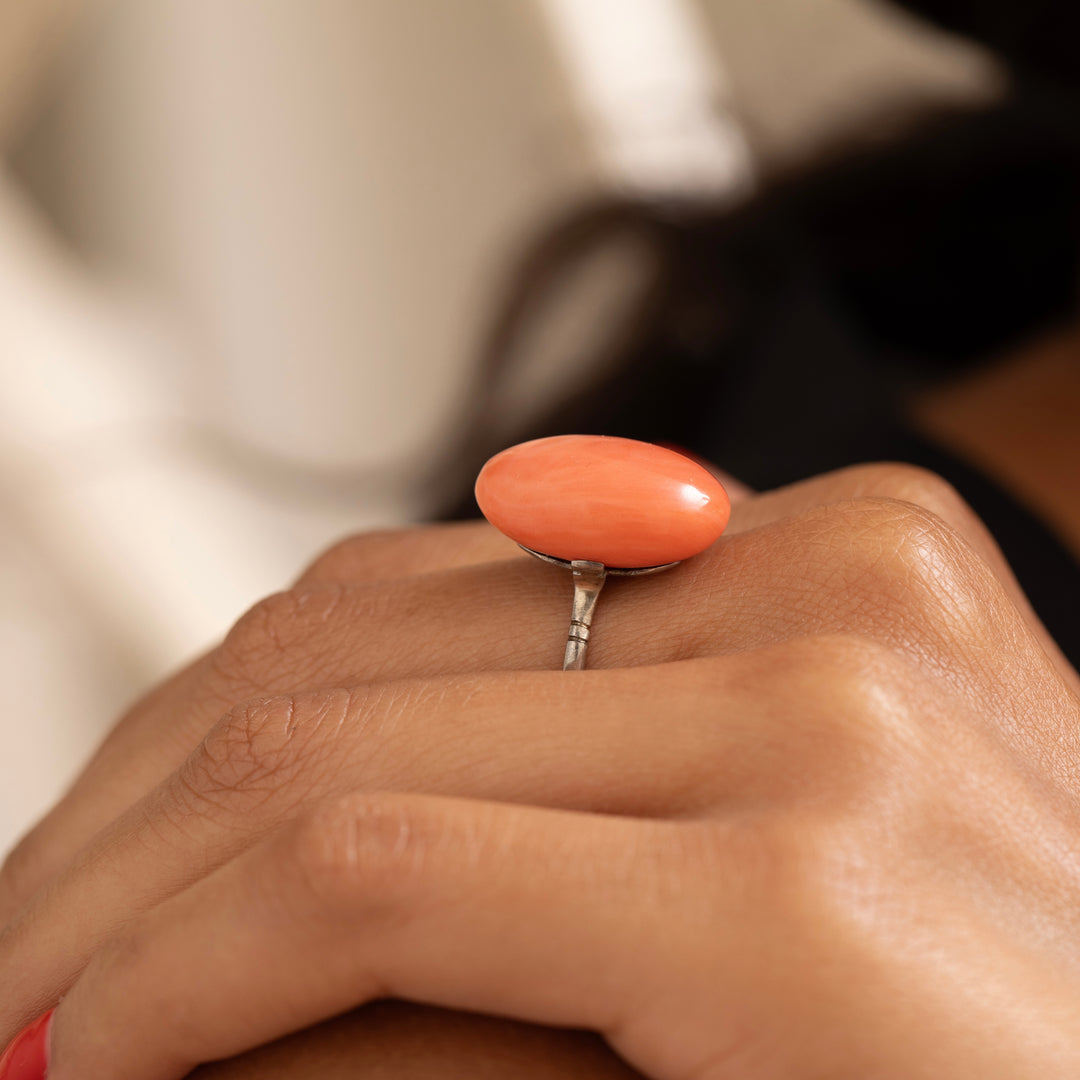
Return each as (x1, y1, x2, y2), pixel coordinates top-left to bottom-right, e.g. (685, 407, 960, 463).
(475, 435, 731, 568)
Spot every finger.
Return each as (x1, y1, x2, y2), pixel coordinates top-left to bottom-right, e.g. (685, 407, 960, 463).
(48, 795, 709, 1080)
(295, 465, 1051, 665)
(8, 553, 563, 915)
(0, 654, 773, 1037)
(0, 523, 528, 917)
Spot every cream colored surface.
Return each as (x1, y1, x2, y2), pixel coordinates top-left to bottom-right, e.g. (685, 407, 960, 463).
(13, 0, 600, 471)
(539, 0, 753, 195)
(0, 0, 1001, 853)
(699, 0, 1002, 161)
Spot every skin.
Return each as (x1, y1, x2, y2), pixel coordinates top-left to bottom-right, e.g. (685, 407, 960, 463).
(1, 462, 1080, 1077)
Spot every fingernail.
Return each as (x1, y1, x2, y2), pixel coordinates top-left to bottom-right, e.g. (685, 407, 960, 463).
(0, 1011, 53, 1080)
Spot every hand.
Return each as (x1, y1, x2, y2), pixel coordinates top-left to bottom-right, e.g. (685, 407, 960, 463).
(2, 464, 1079, 1078)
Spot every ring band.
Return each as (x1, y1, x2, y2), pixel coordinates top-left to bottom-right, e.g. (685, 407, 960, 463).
(520, 548, 676, 670)
(565, 560, 605, 671)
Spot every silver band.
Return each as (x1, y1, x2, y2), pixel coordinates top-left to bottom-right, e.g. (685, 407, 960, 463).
(564, 561, 606, 671)
(520, 546, 679, 670)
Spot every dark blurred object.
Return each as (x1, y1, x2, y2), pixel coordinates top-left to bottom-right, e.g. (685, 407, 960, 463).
(448, 92, 1080, 477)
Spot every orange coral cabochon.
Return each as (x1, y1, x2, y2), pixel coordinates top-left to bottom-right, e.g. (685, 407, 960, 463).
(475, 435, 730, 567)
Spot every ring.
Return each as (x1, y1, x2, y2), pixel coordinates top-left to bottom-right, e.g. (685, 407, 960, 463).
(475, 435, 731, 670)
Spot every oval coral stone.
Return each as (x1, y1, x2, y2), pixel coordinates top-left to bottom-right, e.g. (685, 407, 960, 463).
(475, 435, 731, 567)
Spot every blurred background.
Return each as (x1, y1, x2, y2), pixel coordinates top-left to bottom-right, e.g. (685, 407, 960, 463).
(0, 0, 1004, 850)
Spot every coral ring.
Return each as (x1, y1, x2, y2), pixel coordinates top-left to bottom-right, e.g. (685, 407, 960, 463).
(475, 435, 731, 670)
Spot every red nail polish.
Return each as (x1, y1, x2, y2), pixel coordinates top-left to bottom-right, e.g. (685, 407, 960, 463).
(0, 1011, 53, 1080)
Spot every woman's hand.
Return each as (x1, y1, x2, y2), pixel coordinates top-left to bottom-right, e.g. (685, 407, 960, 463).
(2, 463, 1079, 1078)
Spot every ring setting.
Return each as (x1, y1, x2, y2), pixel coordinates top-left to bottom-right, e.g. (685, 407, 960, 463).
(476, 435, 730, 670)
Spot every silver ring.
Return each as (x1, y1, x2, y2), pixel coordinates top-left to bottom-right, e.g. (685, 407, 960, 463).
(519, 547, 678, 670)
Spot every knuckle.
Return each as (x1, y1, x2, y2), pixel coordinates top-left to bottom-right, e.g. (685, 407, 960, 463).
(805, 638, 928, 763)
(175, 690, 353, 812)
(288, 793, 440, 915)
(220, 589, 316, 666)
(211, 585, 352, 696)
(741, 636, 930, 800)
(826, 497, 997, 629)
(773, 815, 874, 920)
(837, 494, 960, 563)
